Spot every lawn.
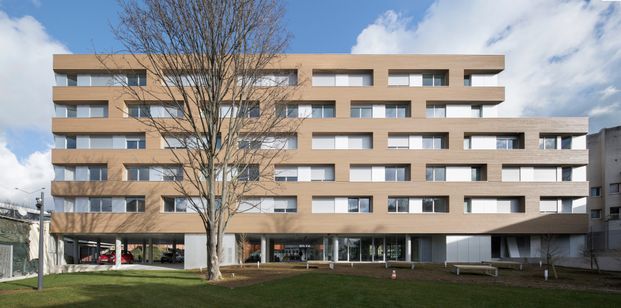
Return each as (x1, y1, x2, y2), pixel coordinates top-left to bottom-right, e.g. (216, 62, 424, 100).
(1, 270, 620, 307)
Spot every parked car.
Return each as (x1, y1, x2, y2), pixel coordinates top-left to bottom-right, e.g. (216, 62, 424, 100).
(98, 251, 134, 264)
(97, 252, 113, 264)
(160, 252, 184, 263)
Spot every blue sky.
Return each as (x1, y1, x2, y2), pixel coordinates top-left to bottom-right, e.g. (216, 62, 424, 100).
(0, 0, 620, 203)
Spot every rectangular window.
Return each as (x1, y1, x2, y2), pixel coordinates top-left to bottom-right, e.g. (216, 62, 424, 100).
(388, 135, 409, 149)
(388, 74, 409, 86)
(126, 197, 145, 212)
(239, 103, 260, 118)
(562, 167, 572, 182)
(497, 136, 519, 150)
(90, 105, 107, 118)
(350, 105, 372, 118)
(67, 74, 78, 86)
(312, 135, 335, 149)
(349, 166, 372, 182)
(127, 166, 150, 181)
(348, 197, 372, 213)
(463, 137, 471, 150)
(539, 198, 558, 213)
(471, 167, 482, 181)
(561, 136, 572, 149)
(591, 209, 602, 219)
(89, 198, 112, 212)
(163, 197, 187, 212)
(471, 105, 482, 118)
(273, 197, 297, 213)
(66, 105, 77, 118)
(385, 166, 409, 182)
(128, 105, 150, 117)
(274, 166, 298, 182)
(502, 167, 520, 181)
(464, 75, 471, 86)
(311, 165, 335, 181)
(88, 166, 108, 181)
(388, 197, 409, 213)
(238, 165, 259, 181)
(426, 105, 446, 118)
(539, 137, 557, 149)
(422, 197, 448, 213)
(426, 166, 446, 181)
(422, 73, 446, 86)
(385, 104, 408, 118)
(127, 73, 147, 86)
(422, 136, 445, 149)
(66, 136, 77, 149)
(311, 104, 335, 118)
(276, 104, 298, 118)
(126, 136, 146, 149)
(162, 167, 183, 181)
(90, 136, 113, 149)
(610, 183, 620, 194)
(611, 207, 620, 220)
(590, 187, 601, 197)
(348, 135, 372, 149)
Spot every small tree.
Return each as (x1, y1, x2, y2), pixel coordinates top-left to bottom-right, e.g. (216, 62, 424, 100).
(106, 0, 298, 280)
(540, 234, 560, 279)
(236, 233, 248, 268)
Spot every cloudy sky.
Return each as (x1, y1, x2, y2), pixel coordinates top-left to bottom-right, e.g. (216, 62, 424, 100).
(0, 0, 620, 206)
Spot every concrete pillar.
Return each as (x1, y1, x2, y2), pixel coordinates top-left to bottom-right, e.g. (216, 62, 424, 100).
(260, 235, 267, 263)
(115, 236, 122, 268)
(322, 237, 327, 261)
(172, 240, 177, 263)
(96, 240, 101, 264)
(148, 238, 153, 264)
(332, 237, 339, 262)
(142, 240, 147, 263)
(405, 235, 412, 262)
(55, 234, 64, 270)
(73, 238, 80, 264)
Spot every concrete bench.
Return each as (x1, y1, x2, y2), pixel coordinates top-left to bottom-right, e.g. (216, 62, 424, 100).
(306, 261, 354, 269)
(452, 264, 498, 277)
(385, 261, 416, 270)
(482, 260, 523, 271)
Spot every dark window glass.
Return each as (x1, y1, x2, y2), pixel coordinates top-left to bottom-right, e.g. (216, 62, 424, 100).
(164, 197, 175, 212)
(561, 136, 572, 149)
(562, 167, 572, 181)
(126, 197, 145, 212)
(422, 74, 433, 86)
(66, 105, 77, 118)
(67, 74, 77, 86)
(66, 136, 77, 149)
(464, 75, 471, 86)
(590, 187, 601, 197)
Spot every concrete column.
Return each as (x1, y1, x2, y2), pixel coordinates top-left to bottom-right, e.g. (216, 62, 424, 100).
(115, 236, 122, 268)
(73, 238, 80, 264)
(332, 237, 339, 262)
(172, 240, 177, 263)
(405, 235, 412, 262)
(55, 234, 64, 270)
(96, 240, 101, 264)
(322, 237, 327, 261)
(260, 235, 267, 263)
(142, 240, 147, 263)
(148, 238, 153, 264)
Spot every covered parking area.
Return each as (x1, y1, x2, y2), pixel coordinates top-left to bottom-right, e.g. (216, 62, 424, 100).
(56, 233, 185, 268)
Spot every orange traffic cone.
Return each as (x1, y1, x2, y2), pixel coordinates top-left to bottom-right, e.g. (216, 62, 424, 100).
(391, 270, 397, 280)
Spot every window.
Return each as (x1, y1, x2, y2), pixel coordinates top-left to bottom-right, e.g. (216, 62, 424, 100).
(422, 136, 445, 149)
(126, 136, 146, 149)
(385, 104, 408, 118)
(273, 198, 297, 213)
(312, 136, 335, 149)
(610, 183, 620, 194)
(385, 166, 409, 182)
(562, 167, 572, 182)
(471, 167, 482, 181)
(561, 136, 572, 149)
(66, 105, 77, 118)
(471, 105, 482, 118)
(351, 105, 372, 118)
(311, 104, 335, 118)
(539, 137, 557, 149)
(66, 136, 77, 149)
(239, 104, 260, 118)
(463, 137, 471, 149)
(539, 198, 558, 213)
(89, 198, 112, 212)
(561, 198, 573, 213)
(238, 165, 259, 181)
(591, 209, 602, 219)
(126, 197, 145, 212)
(127, 166, 150, 181)
(90, 136, 113, 149)
(426, 166, 446, 181)
(348, 135, 372, 149)
(497, 136, 519, 150)
(348, 197, 372, 213)
(276, 104, 298, 118)
(422, 198, 448, 213)
(238, 136, 262, 149)
(164, 197, 187, 212)
(388, 197, 409, 213)
(127, 73, 147, 86)
(67, 74, 77, 86)
(502, 167, 520, 181)
(464, 198, 472, 213)
(275, 166, 298, 182)
(464, 75, 471, 86)
(590, 187, 601, 197)
(349, 166, 372, 182)
(88, 166, 107, 181)
(426, 105, 446, 118)
(422, 73, 446, 86)
(128, 105, 150, 118)
(163, 167, 183, 181)
(163, 136, 185, 149)
(388, 135, 409, 149)
(311, 165, 334, 181)
(89, 105, 107, 118)
(388, 74, 409, 86)
(611, 207, 620, 220)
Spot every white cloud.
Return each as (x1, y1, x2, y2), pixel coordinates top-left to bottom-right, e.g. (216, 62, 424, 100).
(0, 134, 53, 208)
(600, 85, 619, 99)
(352, 1, 621, 132)
(0, 11, 69, 131)
(589, 102, 620, 117)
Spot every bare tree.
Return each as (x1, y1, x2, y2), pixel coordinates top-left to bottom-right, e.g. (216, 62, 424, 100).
(236, 233, 248, 268)
(540, 234, 560, 279)
(103, 0, 299, 280)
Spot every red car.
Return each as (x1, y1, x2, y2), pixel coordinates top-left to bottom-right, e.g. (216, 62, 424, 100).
(97, 251, 134, 264)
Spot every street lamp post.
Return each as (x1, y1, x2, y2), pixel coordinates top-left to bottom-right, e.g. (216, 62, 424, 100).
(35, 192, 44, 291)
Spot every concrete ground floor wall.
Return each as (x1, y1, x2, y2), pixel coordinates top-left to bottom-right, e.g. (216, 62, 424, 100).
(182, 233, 587, 270)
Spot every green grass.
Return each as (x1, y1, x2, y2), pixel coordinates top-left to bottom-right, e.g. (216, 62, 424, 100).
(1, 270, 620, 307)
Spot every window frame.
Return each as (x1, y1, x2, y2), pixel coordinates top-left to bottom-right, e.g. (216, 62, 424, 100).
(126, 197, 146, 212)
(347, 197, 372, 213)
(388, 197, 409, 213)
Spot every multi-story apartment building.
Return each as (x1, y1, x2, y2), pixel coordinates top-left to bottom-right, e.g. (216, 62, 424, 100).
(51, 54, 589, 268)
(588, 126, 621, 250)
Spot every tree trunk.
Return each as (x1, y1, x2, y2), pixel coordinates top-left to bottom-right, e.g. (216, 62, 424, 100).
(207, 225, 222, 280)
